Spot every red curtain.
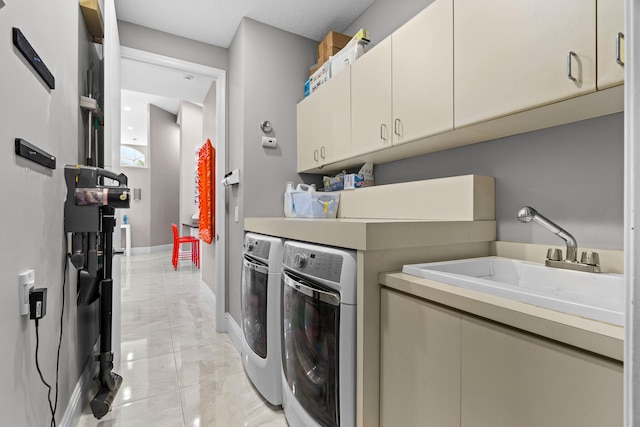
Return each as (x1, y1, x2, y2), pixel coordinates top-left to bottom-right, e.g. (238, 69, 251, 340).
(198, 139, 215, 244)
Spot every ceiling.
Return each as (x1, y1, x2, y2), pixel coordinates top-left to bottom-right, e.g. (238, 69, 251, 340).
(120, 58, 215, 147)
(117, 0, 374, 150)
(114, 0, 375, 48)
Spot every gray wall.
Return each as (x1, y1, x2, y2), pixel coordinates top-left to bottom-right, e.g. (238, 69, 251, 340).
(0, 0, 85, 424)
(122, 167, 152, 247)
(201, 81, 218, 293)
(178, 102, 203, 232)
(149, 104, 180, 246)
(376, 114, 624, 250)
(118, 21, 229, 71)
(344, 0, 435, 47)
(344, 0, 624, 251)
(226, 18, 317, 324)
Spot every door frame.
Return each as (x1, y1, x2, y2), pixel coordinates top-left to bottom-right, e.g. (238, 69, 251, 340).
(119, 47, 228, 331)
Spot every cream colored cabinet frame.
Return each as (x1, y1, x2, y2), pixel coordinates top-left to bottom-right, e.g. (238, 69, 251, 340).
(392, 0, 454, 146)
(351, 37, 393, 157)
(296, 68, 351, 172)
(461, 314, 623, 427)
(598, 0, 625, 89)
(380, 288, 461, 427)
(454, 0, 597, 128)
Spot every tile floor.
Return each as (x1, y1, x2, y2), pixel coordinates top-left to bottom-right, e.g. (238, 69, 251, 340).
(77, 251, 288, 427)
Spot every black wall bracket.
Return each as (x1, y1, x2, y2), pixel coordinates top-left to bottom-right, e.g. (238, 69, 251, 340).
(12, 27, 55, 90)
(15, 138, 56, 169)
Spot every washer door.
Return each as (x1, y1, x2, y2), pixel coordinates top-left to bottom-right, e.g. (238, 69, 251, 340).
(242, 254, 269, 358)
(282, 271, 341, 427)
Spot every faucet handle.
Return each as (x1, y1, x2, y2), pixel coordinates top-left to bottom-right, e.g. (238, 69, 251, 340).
(581, 251, 600, 266)
(546, 248, 563, 261)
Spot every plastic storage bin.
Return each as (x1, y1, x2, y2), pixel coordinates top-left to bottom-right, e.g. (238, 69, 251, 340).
(290, 184, 340, 218)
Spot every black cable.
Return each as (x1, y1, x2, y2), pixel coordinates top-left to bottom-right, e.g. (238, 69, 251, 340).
(34, 319, 56, 425)
(50, 254, 68, 427)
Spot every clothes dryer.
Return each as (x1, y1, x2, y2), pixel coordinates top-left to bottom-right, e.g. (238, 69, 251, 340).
(281, 240, 357, 427)
(241, 233, 284, 405)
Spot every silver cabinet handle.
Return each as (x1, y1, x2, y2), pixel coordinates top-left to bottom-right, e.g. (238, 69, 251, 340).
(394, 119, 401, 136)
(616, 32, 624, 66)
(320, 146, 326, 159)
(313, 149, 318, 161)
(380, 123, 388, 143)
(567, 51, 577, 81)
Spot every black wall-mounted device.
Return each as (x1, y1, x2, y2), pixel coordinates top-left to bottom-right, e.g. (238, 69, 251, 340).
(29, 288, 47, 320)
(15, 138, 56, 169)
(12, 27, 55, 90)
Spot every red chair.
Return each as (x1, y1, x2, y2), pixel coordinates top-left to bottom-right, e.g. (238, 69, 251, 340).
(171, 223, 200, 269)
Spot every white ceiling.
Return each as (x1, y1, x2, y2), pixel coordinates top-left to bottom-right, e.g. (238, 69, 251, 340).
(114, 0, 375, 48)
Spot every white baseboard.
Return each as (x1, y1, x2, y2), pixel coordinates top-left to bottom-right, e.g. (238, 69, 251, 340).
(59, 343, 99, 427)
(130, 244, 172, 255)
(226, 313, 243, 354)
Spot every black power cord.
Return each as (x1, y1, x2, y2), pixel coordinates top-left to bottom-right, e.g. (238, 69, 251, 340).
(34, 318, 56, 426)
(33, 249, 67, 427)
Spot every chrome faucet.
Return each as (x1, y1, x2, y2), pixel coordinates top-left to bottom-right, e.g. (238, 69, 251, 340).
(517, 206, 600, 273)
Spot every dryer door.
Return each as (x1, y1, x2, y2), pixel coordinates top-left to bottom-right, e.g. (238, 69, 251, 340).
(282, 271, 341, 427)
(242, 254, 269, 358)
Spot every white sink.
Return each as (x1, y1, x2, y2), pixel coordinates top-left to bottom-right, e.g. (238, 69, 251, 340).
(402, 256, 624, 326)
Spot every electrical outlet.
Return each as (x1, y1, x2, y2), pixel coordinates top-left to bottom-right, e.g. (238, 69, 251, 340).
(261, 136, 277, 148)
(19, 270, 35, 316)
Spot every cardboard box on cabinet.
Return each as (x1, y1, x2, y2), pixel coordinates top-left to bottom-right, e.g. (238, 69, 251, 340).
(318, 31, 352, 64)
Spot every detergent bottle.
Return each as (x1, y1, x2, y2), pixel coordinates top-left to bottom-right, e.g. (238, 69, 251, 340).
(284, 182, 295, 217)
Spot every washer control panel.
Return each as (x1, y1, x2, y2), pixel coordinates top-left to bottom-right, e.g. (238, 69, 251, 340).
(244, 237, 271, 261)
(284, 245, 343, 283)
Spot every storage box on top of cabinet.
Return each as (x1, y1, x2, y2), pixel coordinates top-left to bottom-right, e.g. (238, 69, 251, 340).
(337, 175, 495, 220)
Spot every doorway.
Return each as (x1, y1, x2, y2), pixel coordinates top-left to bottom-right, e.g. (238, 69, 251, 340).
(119, 46, 227, 331)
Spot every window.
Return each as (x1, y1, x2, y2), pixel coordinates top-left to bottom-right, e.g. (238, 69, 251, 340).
(120, 145, 147, 167)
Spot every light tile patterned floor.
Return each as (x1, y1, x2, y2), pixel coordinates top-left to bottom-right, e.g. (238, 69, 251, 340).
(77, 251, 287, 427)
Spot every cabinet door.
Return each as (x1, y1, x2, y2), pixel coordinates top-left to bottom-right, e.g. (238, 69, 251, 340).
(297, 96, 321, 172)
(597, 0, 624, 89)
(392, 0, 454, 145)
(454, 0, 596, 128)
(460, 315, 623, 427)
(319, 68, 351, 165)
(380, 288, 461, 427)
(296, 70, 350, 171)
(351, 37, 392, 157)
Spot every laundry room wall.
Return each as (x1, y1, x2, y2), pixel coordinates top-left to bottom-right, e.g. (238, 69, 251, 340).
(343, 0, 625, 251)
(0, 0, 88, 424)
(118, 21, 229, 71)
(226, 18, 317, 325)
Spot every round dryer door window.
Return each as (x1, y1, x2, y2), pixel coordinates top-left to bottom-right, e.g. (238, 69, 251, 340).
(282, 272, 341, 426)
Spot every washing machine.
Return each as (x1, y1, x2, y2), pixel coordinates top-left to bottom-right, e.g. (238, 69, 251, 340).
(241, 232, 284, 405)
(281, 240, 357, 427)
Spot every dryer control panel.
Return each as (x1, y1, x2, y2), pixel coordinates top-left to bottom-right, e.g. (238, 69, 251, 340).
(283, 245, 344, 283)
(244, 237, 271, 262)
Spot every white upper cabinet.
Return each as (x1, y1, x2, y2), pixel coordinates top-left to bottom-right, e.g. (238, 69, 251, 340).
(296, 68, 351, 172)
(454, 0, 597, 128)
(392, 0, 454, 145)
(597, 0, 624, 89)
(351, 37, 393, 157)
